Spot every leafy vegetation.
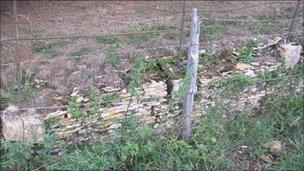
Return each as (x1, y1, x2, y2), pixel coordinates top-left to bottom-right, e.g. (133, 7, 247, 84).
(209, 74, 253, 93)
(128, 58, 148, 98)
(69, 96, 86, 118)
(232, 40, 258, 64)
(198, 51, 220, 71)
(89, 86, 101, 114)
(71, 47, 92, 60)
(103, 92, 121, 107)
(107, 51, 121, 68)
(0, 70, 37, 106)
(35, 39, 69, 56)
(96, 36, 124, 49)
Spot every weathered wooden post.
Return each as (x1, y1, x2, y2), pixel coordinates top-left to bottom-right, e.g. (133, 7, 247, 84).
(182, 8, 200, 140)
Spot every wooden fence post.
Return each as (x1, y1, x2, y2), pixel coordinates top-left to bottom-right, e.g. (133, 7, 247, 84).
(182, 8, 200, 140)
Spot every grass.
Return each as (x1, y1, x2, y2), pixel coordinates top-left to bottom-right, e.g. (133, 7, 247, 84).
(89, 86, 100, 114)
(103, 92, 120, 107)
(69, 96, 86, 119)
(198, 50, 220, 71)
(71, 47, 92, 60)
(35, 39, 69, 56)
(128, 32, 154, 45)
(0, 70, 37, 106)
(96, 36, 124, 49)
(201, 21, 235, 40)
(209, 74, 253, 93)
(231, 40, 259, 64)
(107, 51, 121, 68)
(128, 22, 176, 45)
(128, 58, 148, 98)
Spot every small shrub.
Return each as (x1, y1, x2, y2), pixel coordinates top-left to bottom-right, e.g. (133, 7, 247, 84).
(89, 86, 100, 114)
(199, 51, 220, 71)
(128, 58, 147, 99)
(69, 96, 85, 118)
(107, 52, 121, 68)
(103, 92, 120, 107)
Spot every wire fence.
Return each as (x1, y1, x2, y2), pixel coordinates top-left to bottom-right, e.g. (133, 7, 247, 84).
(0, 1, 303, 112)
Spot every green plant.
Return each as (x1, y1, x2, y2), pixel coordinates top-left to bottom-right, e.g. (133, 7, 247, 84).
(89, 86, 100, 114)
(96, 36, 123, 49)
(169, 74, 191, 108)
(0, 134, 58, 170)
(35, 39, 69, 56)
(129, 33, 153, 45)
(202, 21, 234, 40)
(103, 92, 120, 107)
(152, 23, 177, 31)
(199, 51, 220, 71)
(232, 41, 258, 64)
(209, 74, 253, 93)
(0, 70, 37, 105)
(107, 52, 121, 68)
(128, 58, 147, 99)
(71, 47, 92, 60)
(69, 96, 85, 118)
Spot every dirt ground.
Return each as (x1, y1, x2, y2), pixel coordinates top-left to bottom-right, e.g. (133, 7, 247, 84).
(0, 1, 303, 110)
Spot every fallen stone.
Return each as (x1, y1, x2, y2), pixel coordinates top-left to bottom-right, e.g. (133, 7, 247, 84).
(250, 62, 261, 67)
(270, 140, 283, 154)
(266, 36, 282, 47)
(244, 69, 256, 77)
(260, 154, 274, 164)
(44, 110, 68, 120)
(236, 63, 252, 71)
(1, 106, 45, 143)
(279, 43, 302, 69)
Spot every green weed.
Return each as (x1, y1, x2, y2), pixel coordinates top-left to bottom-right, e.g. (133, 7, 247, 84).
(0, 70, 36, 105)
(209, 74, 253, 93)
(199, 51, 220, 71)
(35, 39, 69, 56)
(96, 36, 123, 49)
(0, 134, 58, 170)
(202, 21, 234, 40)
(89, 86, 100, 115)
(107, 52, 121, 68)
(232, 41, 258, 64)
(128, 58, 147, 98)
(69, 96, 86, 119)
(71, 47, 92, 60)
(103, 92, 120, 107)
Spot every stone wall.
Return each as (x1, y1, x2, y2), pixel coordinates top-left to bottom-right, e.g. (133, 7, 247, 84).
(45, 79, 180, 142)
(3, 48, 300, 144)
(44, 58, 288, 143)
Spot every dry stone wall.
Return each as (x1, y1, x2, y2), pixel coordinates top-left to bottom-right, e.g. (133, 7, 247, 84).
(44, 57, 290, 144)
(1, 41, 302, 144)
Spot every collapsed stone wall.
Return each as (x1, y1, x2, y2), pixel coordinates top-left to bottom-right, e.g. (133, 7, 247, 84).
(2, 41, 302, 144)
(45, 80, 179, 142)
(44, 57, 288, 143)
